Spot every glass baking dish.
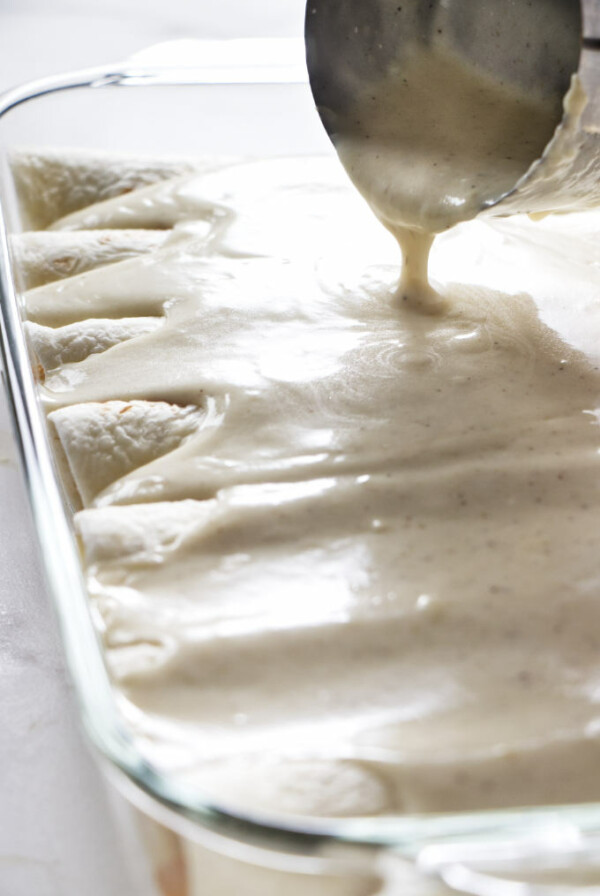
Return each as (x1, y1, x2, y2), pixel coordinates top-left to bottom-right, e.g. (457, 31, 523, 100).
(2, 37, 600, 896)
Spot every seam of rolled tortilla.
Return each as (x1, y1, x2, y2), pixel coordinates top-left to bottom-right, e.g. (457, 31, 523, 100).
(47, 421, 84, 513)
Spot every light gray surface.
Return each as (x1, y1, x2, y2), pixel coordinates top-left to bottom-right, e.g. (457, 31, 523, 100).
(0, 3, 304, 894)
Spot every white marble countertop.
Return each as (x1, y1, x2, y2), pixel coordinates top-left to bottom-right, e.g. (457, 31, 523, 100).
(0, 3, 303, 894)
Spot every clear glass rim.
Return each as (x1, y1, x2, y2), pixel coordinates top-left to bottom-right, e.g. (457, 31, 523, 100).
(1, 39, 600, 883)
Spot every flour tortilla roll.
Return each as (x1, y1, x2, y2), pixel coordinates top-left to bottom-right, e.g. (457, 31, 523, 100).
(23, 252, 174, 326)
(26, 318, 162, 372)
(49, 400, 204, 506)
(10, 148, 199, 230)
(11, 230, 169, 290)
(76, 501, 213, 566)
(176, 756, 391, 819)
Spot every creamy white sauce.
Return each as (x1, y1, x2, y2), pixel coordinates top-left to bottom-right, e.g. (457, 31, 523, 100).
(15, 152, 600, 821)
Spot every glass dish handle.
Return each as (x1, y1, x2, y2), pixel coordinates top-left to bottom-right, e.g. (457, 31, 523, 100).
(0, 38, 307, 119)
(414, 831, 600, 895)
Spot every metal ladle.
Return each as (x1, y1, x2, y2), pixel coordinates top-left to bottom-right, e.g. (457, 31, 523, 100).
(306, 0, 600, 232)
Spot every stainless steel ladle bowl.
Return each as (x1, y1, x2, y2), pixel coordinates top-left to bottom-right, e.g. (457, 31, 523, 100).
(306, 0, 600, 228)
